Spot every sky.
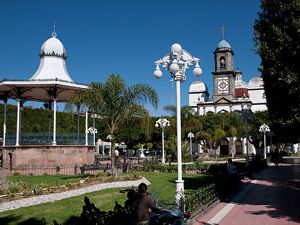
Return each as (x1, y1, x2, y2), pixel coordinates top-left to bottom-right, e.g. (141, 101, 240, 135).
(0, 0, 262, 116)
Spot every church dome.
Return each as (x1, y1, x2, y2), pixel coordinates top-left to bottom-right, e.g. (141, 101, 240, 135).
(216, 39, 232, 49)
(189, 80, 208, 93)
(248, 76, 264, 88)
(40, 35, 67, 58)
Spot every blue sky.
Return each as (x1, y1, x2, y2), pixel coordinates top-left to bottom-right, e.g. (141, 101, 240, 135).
(0, 0, 261, 116)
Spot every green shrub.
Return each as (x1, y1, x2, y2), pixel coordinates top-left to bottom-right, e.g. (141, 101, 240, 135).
(8, 181, 23, 194)
(0, 188, 6, 195)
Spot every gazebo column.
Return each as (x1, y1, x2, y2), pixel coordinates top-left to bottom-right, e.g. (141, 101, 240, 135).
(2, 99, 7, 146)
(77, 103, 80, 144)
(52, 98, 57, 145)
(16, 99, 21, 146)
(85, 110, 88, 146)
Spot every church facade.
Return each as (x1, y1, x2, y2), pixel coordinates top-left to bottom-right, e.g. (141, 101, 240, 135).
(189, 39, 267, 115)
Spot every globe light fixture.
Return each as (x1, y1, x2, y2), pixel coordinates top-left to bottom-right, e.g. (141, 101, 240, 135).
(88, 127, 98, 146)
(259, 124, 270, 159)
(153, 43, 202, 206)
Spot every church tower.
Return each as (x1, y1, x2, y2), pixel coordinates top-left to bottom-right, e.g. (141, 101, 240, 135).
(212, 39, 236, 101)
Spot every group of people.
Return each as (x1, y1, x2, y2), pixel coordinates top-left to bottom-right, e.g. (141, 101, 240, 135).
(125, 183, 184, 225)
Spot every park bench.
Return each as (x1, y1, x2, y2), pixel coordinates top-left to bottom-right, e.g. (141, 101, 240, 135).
(52, 196, 138, 225)
(80, 163, 111, 174)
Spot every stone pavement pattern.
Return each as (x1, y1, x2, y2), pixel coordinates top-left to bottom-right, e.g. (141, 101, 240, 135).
(0, 177, 150, 212)
(194, 157, 300, 225)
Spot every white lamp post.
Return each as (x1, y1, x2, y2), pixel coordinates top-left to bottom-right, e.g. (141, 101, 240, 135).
(188, 132, 194, 155)
(153, 43, 202, 205)
(155, 118, 170, 164)
(107, 135, 113, 156)
(88, 127, 98, 146)
(259, 124, 270, 159)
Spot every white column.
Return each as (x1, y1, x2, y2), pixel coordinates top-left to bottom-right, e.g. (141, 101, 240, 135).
(162, 129, 165, 164)
(93, 114, 96, 146)
(85, 110, 88, 146)
(3, 100, 7, 146)
(52, 99, 57, 145)
(15, 99, 20, 146)
(175, 80, 184, 203)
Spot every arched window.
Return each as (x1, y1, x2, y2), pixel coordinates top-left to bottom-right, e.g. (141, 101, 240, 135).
(220, 56, 226, 69)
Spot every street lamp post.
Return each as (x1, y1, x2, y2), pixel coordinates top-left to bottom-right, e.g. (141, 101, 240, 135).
(188, 132, 194, 155)
(88, 127, 98, 146)
(259, 124, 270, 159)
(155, 118, 170, 164)
(153, 43, 202, 205)
(107, 135, 112, 156)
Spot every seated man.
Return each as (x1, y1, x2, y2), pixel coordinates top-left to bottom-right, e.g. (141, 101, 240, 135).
(136, 183, 161, 225)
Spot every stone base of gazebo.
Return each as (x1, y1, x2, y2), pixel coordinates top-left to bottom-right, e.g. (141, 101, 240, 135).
(0, 145, 95, 175)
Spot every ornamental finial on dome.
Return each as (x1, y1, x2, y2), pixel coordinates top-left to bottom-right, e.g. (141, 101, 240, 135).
(52, 21, 57, 38)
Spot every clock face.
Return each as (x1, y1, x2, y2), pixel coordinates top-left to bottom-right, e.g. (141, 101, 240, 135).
(217, 77, 229, 93)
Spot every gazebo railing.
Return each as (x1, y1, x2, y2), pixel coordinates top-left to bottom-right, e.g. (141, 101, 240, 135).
(4, 133, 94, 146)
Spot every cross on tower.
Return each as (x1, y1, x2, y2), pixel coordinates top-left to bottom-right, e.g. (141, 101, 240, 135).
(220, 26, 225, 40)
(52, 21, 57, 37)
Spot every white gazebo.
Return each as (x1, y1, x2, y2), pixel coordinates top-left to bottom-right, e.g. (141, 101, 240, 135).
(0, 30, 95, 173)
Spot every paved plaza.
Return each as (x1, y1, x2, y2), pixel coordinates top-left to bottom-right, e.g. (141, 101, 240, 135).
(194, 157, 300, 225)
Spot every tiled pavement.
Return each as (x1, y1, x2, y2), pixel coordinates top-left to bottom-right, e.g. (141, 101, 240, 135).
(194, 157, 300, 225)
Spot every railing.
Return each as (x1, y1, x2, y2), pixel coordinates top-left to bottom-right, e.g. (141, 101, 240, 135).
(4, 133, 94, 146)
(12, 165, 79, 175)
(184, 184, 218, 218)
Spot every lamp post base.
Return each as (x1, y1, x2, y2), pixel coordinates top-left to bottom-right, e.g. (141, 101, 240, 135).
(175, 179, 184, 209)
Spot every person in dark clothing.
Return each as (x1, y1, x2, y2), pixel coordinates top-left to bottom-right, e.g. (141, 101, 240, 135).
(136, 183, 161, 225)
(272, 148, 280, 166)
(125, 189, 138, 208)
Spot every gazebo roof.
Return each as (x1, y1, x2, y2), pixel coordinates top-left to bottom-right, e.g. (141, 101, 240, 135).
(0, 32, 88, 103)
(0, 79, 87, 102)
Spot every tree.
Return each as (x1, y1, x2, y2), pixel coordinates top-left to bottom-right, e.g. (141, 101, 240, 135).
(254, 0, 300, 143)
(67, 74, 158, 178)
(163, 105, 202, 138)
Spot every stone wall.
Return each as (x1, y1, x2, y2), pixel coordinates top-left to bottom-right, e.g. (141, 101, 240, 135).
(1, 145, 95, 170)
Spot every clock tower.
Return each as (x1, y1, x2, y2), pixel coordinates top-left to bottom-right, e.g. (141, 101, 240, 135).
(212, 39, 235, 101)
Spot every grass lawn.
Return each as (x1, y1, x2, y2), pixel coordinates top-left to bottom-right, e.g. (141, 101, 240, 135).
(0, 172, 213, 225)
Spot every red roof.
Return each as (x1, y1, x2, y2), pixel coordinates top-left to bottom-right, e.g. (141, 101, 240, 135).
(235, 88, 249, 97)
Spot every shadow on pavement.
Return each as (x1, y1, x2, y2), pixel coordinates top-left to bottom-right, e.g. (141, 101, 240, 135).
(230, 158, 300, 223)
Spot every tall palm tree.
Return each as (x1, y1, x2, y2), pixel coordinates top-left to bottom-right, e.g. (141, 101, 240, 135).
(67, 74, 158, 178)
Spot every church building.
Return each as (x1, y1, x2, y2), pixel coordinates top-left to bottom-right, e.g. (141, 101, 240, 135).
(189, 39, 267, 115)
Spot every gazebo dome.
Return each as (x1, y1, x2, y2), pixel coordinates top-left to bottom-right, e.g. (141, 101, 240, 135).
(189, 80, 208, 93)
(40, 36, 66, 58)
(30, 34, 72, 82)
(216, 39, 232, 49)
